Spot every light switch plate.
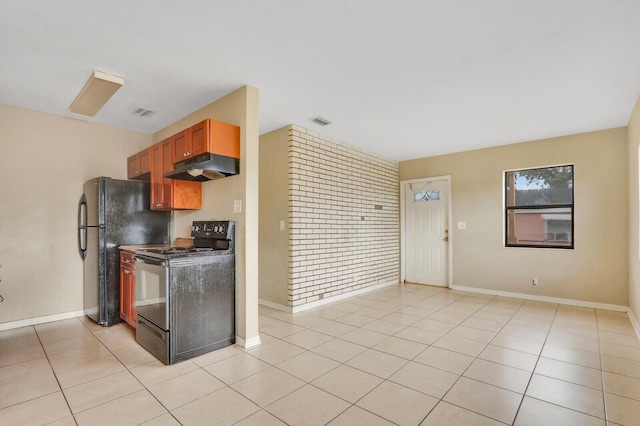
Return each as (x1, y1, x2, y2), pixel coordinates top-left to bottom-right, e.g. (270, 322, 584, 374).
(457, 221, 466, 230)
(234, 200, 242, 213)
(279, 220, 285, 231)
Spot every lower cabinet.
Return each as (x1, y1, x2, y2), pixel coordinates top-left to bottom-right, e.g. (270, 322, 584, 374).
(119, 251, 136, 328)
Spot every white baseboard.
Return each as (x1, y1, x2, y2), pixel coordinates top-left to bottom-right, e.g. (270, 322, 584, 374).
(629, 309, 640, 342)
(450, 285, 628, 312)
(0, 310, 85, 332)
(260, 280, 399, 314)
(235, 335, 261, 349)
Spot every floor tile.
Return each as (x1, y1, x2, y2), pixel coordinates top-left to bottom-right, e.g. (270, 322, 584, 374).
(130, 359, 199, 388)
(464, 358, 532, 393)
(604, 393, 640, 426)
(394, 326, 446, 345)
(0, 391, 71, 425)
(310, 320, 357, 337)
(541, 343, 602, 369)
(546, 333, 601, 353)
(63, 370, 144, 413)
(420, 401, 504, 426)
(514, 396, 605, 426)
(311, 338, 367, 363)
(362, 319, 409, 335)
(259, 320, 305, 339)
(266, 384, 350, 426)
(148, 368, 226, 410)
(535, 357, 603, 390)
(312, 364, 383, 403)
(526, 374, 605, 418)
(601, 354, 640, 379)
(53, 353, 126, 389)
(389, 361, 459, 398)
(282, 329, 335, 349)
(449, 325, 496, 343)
(603, 371, 640, 401)
(233, 409, 287, 425)
(203, 352, 270, 384)
(600, 342, 640, 362)
(327, 405, 394, 425)
(373, 335, 428, 359)
(356, 380, 438, 425)
(276, 350, 339, 382)
(0, 341, 45, 367)
(413, 346, 475, 374)
(412, 318, 457, 333)
(74, 389, 167, 426)
(433, 334, 487, 357)
(443, 377, 522, 424)
(340, 328, 389, 347)
(232, 367, 305, 407)
(245, 340, 306, 365)
(490, 333, 544, 355)
(599, 330, 640, 348)
(172, 386, 260, 426)
(139, 413, 182, 425)
(334, 313, 377, 327)
(380, 312, 421, 326)
(479, 344, 539, 372)
(346, 349, 408, 378)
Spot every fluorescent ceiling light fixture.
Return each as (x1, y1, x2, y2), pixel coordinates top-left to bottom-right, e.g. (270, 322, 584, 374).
(69, 70, 124, 117)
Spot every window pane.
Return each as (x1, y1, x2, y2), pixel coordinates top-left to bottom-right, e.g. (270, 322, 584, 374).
(506, 166, 573, 207)
(414, 189, 440, 202)
(506, 209, 572, 247)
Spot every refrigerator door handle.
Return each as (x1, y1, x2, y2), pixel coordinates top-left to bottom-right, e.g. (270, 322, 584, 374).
(78, 194, 87, 260)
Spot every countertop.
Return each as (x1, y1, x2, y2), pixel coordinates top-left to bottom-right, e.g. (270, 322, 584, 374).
(119, 238, 194, 253)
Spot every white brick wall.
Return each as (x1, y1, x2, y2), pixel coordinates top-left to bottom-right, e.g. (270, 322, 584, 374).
(288, 125, 400, 306)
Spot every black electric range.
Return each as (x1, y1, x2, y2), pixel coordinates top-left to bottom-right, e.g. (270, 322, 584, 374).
(134, 220, 236, 364)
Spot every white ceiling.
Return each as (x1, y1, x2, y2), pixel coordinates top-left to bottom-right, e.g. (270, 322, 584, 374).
(1, 1, 639, 161)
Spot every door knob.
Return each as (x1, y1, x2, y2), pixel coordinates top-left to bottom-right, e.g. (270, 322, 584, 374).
(443, 236, 449, 242)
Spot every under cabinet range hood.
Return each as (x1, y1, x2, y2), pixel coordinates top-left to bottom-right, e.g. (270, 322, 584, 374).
(164, 153, 240, 182)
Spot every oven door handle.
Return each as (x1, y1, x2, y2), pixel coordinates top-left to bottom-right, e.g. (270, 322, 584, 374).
(134, 256, 166, 267)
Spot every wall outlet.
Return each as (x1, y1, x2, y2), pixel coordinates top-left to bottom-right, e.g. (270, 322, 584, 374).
(532, 278, 539, 286)
(279, 220, 285, 231)
(233, 200, 242, 213)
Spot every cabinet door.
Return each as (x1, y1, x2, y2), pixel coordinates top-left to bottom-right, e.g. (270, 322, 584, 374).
(130, 268, 136, 327)
(190, 120, 209, 157)
(150, 142, 165, 210)
(172, 130, 191, 163)
(127, 155, 139, 179)
(162, 138, 174, 209)
(138, 149, 151, 174)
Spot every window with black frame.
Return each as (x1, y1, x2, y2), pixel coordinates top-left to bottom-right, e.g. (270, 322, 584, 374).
(505, 165, 574, 249)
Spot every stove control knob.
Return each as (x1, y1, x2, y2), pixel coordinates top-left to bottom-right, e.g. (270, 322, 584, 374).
(193, 225, 200, 233)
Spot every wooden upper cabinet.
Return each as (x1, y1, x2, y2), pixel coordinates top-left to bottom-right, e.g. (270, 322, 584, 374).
(172, 119, 240, 163)
(127, 148, 151, 180)
(150, 137, 201, 211)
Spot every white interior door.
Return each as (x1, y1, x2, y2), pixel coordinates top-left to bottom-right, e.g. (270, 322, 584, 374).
(404, 179, 449, 286)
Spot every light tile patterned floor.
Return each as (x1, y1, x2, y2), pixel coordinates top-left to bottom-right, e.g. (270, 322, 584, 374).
(2, 284, 640, 425)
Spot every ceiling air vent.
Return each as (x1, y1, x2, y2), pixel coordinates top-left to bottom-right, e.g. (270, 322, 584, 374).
(311, 117, 331, 126)
(132, 107, 156, 117)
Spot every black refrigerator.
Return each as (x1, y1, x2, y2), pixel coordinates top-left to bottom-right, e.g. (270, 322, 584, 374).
(78, 177, 170, 326)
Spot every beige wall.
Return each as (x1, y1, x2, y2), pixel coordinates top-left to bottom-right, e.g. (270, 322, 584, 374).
(628, 94, 640, 326)
(0, 104, 151, 325)
(401, 128, 628, 306)
(258, 127, 290, 305)
(152, 86, 260, 344)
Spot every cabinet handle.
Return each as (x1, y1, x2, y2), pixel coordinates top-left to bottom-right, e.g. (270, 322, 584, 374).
(124, 259, 131, 263)
(124, 269, 131, 275)
(183, 152, 189, 157)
